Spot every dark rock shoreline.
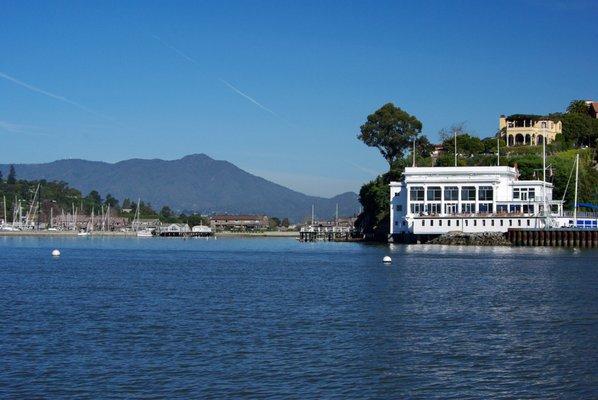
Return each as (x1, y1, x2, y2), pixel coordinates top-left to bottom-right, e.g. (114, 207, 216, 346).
(427, 232, 512, 246)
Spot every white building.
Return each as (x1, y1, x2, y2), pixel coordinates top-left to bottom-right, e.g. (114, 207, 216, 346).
(390, 166, 567, 241)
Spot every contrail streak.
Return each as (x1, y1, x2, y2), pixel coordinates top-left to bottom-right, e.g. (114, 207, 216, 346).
(151, 35, 296, 127)
(218, 78, 280, 117)
(0, 70, 118, 124)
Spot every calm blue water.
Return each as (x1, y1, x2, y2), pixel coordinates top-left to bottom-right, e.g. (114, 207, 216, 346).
(0, 236, 596, 399)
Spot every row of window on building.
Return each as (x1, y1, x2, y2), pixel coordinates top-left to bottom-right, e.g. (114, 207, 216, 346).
(394, 218, 534, 228)
(400, 203, 538, 215)
(408, 186, 493, 202)
(406, 186, 538, 203)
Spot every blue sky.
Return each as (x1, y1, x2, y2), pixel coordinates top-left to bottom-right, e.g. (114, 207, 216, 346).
(1, 0, 597, 196)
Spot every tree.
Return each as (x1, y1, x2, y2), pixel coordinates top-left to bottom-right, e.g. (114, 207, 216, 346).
(87, 190, 102, 205)
(160, 206, 173, 219)
(438, 121, 469, 142)
(268, 217, 281, 229)
(7, 165, 16, 185)
(562, 113, 592, 146)
(0, 168, 3, 182)
(104, 194, 119, 208)
(566, 100, 589, 115)
(281, 218, 290, 228)
(358, 103, 423, 167)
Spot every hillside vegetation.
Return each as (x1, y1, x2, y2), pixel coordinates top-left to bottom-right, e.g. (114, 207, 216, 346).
(355, 100, 598, 238)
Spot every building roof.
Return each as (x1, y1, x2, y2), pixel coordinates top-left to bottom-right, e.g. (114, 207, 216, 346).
(590, 102, 598, 114)
(210, 214, 266, 221)
(403, 166, 517, 175)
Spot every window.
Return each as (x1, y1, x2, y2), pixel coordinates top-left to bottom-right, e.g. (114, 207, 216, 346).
(422, 220, 425, 226)
(478, 186, 493, 201)
(461, 186, 476, 201)
(445, 203, 458, 214)
(457, 220, 460, 226)
(482, 220, 486, 226)
(514, 187, 535, 201)
(448, 220, 451, 227)
(410, 204, 424, 214)
(439, 220, 443, 226)
(527, 219, 530, 226)
(509, 205, 521, 213)
(427, 186, 441, 201)
(444, 186, 459, 201)
(509, 220, 513, 226)
(410, 186, 424, 201)
(491, 220, 495, 226)
(427, 203, 442, 215)
(500, 220, 503, 226)
(465, 220, 469, 226)
(518, 220, 521, 226)
(474, 220, 477, 226)
(394, 221, 398, 226)
(396, 205, 402, 212)
(497, 205, 508, 213)
(479, 203, 493, 213)
(461, 203, 475, 213)
(430, 220, 434, 226)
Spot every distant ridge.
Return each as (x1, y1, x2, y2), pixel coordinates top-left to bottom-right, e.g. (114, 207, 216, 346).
(0, 154, 359, 222)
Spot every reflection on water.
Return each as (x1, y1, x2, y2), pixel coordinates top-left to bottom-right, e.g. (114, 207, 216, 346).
(0, 237, 596, 398)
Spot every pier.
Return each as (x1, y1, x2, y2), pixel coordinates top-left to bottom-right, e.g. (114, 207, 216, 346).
(507, 229, 598, 247)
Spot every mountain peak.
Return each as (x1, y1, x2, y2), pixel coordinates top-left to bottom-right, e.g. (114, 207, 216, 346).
(0, 156, 359, 222)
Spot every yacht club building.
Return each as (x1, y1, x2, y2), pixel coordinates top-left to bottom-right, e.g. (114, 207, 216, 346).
(390, 166, 566, 242)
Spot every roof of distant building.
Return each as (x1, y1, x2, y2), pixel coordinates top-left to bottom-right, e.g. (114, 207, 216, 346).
(210, 214, 266, 221)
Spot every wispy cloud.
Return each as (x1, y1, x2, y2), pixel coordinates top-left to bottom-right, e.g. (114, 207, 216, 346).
(151, 35, 297, 128)
(0, 70, 119, 124)
(0, 119, 51, 137)
(0, 120, 26, 133)
(347, 161, 381, 177)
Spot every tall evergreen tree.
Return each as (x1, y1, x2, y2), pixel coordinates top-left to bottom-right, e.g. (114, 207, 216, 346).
(7, 165, 16, 184)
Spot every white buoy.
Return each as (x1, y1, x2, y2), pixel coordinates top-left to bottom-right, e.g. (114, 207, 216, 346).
(51, 249, 61, 257)
(383, 256, 392, 264)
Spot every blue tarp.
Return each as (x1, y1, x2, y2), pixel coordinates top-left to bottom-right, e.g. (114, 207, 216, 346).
(576, 203, 598, 210)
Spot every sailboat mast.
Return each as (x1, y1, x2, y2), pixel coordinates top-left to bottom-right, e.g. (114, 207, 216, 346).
(454, 130, 457, 167)
(542, 124, 547, 226)
(573, 153, 579, 227)
(497, 136, 500, 166)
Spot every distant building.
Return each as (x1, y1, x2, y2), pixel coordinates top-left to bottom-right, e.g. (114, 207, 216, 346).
(161, 223, 190, 233)
(210, 214, 269, 231)
(51, 214, 127, 230)
(587, 101, 598, 119)
(499, 115, 562, 146)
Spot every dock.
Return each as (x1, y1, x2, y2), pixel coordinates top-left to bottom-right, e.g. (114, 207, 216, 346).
(507, 229, 598, 247)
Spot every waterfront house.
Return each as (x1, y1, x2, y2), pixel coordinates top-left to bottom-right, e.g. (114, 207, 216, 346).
(389, 166, 572, 242)
(499, 115, 562, 146)
(209, 214, 269, 231)
(162, 223, 190, 233)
